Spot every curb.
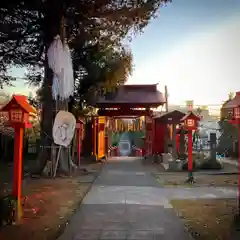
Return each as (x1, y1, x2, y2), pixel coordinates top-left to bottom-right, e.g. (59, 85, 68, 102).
(171, 207, 196, 240)
(54, 164, 103, 240)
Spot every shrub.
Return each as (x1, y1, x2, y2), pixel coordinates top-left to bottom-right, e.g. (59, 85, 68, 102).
(199, 159, 223, 170)
(0, 195, 16, 228)
(178, 152, 187, 160)
(182, 160, 199, 171)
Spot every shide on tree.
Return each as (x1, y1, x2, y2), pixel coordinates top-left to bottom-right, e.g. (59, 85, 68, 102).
(0, 0, 171, 175)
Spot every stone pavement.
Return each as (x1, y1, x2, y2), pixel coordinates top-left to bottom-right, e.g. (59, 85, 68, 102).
(220, 158, 238, 166)
(58, 157, 237, 240)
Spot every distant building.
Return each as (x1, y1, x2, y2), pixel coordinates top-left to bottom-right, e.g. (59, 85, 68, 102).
(168, 105, 212, 120)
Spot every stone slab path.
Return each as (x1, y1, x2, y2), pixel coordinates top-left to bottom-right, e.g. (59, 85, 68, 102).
(58, 157, 237, 240)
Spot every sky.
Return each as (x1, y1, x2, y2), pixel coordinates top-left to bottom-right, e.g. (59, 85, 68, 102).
(127, 0, 240, 106)
(6, 0, 240, 108)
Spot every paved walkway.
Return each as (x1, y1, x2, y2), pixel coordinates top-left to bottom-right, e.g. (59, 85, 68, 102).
(58, 157, 237, 240)
(220, 158, 238, 166)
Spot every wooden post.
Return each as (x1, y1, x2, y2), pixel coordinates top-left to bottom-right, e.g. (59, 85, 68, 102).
(12, 126, 24, 222)
(164, 85, 168, 112)
(238, 125, 240, 214)
(93, 118, 97, 158)
(187, 129, 193, 180)
(172, 123, 177, 160)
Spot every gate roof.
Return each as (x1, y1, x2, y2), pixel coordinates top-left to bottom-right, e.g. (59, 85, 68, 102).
(92, 84, 165, 108)
(154, 110, 185, 124)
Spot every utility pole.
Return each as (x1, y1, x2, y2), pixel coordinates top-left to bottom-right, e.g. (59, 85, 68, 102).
(164, 85, 169, 113)
(164, 85, 169, 153)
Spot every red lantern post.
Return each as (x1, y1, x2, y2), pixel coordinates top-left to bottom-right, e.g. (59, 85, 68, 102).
(0, 95, 35, 222)
(181, 112, 200, 183)
(223, 91, 240, 216)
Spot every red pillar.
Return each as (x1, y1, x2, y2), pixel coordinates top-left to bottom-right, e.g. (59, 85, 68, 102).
(238, 125, 240, 213)
(188, 130, 193, 173)
(176, 134, 179, 153)
(12, 126, 24, 221)
(76, 128, 81, 167)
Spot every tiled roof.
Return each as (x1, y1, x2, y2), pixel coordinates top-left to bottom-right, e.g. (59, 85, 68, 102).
(94, 84, 165, 107)
(0, 95, 37, 114)
(155, 110, 185, 122)
(223, 92, 240, 109)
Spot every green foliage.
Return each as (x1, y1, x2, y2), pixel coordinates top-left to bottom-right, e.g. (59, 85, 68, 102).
(0, 91, 10, 103)
(199, 159, 222, 170)
(181, 160, 199, 171)
(0, 0, 171, 93)
(0, 1, 171, 173)
(228, 91, 234, 100)
(0, 195, 16, 227)
(218, 118, 237, 154)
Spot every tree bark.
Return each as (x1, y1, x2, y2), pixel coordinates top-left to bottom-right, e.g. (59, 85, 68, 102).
(32, 59, 54, 175)
(55, 16, 78, 175)
(33, 1, 66, 175)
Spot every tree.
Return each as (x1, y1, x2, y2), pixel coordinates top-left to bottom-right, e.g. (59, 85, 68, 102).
(218, 93, 238, 156)
(0, 0, 169, 87)
(228, 91, 234, 100)
(218, 118, 237, 156)
(0, 91, 10, 103)
(0, 0, 171, 174)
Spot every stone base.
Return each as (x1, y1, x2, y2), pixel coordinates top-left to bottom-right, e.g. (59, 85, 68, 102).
(168, 160, 183, 171)
(161, 160, 183, 171)
(162, 153, 173, 164)
(161, 162, 169, 170)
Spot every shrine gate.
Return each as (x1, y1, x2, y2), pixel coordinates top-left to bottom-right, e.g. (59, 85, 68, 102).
(90, 84, 166, 160)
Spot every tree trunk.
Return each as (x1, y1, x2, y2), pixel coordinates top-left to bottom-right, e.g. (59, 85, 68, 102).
(32, 61, 54, 175)
(56, 100, 72, 175)
(33, 2, 67, 175)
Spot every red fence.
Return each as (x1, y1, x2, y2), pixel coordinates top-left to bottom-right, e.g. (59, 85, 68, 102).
(132, 146, 143, 157)
(108, 146, 143, 157)
(108, 146, 119, 157)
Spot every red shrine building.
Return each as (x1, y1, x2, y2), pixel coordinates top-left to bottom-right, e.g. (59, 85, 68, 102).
(89, 84, 182, 160)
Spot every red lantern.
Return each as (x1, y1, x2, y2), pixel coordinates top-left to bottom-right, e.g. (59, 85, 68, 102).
(180, 112, 200, 183)
(0, 95, 35, 128)
(234, 106, 240, 119)
(181, 112, 200, 131)
(0, 95, 36, 222)
(223, 91, 240, 216)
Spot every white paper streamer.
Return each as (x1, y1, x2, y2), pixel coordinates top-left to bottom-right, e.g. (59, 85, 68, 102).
(47, 35, 74, 100)
(62, 44, 74, 99)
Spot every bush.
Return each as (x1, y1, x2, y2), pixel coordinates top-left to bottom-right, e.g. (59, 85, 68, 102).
(182, 160, 199, 171)
(178, 152, 187, 160)
(199, 159, 223, 170)
(0, 195, 16, 228)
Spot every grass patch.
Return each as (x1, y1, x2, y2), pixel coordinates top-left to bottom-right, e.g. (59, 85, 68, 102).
(0, 162, 102, 240)
(154, 173, 238, 187)
(171, 199, 238, 240)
